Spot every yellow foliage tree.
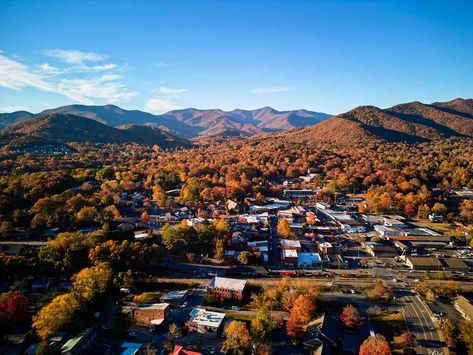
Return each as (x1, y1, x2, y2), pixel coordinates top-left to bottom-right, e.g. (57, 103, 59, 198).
(33, 293, 80, 340)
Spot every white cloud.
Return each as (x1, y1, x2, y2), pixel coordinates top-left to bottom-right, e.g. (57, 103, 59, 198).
(146, 98, 179, 113)
(0, 105, 30, 113)
(252, 86, 295, 94)
(45, 49, 107, 65)
(157, 86, 188, 96)
(0, 53, 136, 105)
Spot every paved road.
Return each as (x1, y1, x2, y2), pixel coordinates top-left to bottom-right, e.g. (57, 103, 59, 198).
(398, 290, 448, 355)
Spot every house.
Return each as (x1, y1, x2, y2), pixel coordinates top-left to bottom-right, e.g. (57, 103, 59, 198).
(208, 277, 247, 301)
(160, 290, 188, 306)
(374, 225, 400, 237)
(284, 189, 315, 198)
(186, 308, 225, 334)
(364, 242, 398, 257)
(282, 249, 299, 266)
(429, 213, 444, 223)
(61, 328, 96, 355)
(171, 345, 202, 355)
(132, 303, 170, 326)
(298, 253, 322, 269)
(226, 199, 239, 213)
(280, 239, 302, 252)
(318, 242, 334, 255)
(120, 342, 143, 355)
(454, 296, 473, 320)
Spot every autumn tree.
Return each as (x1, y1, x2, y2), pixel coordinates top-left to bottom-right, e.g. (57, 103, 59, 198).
(340, 304, 363, 328)
(0, 291, 28, 322)
(395, 331, 416, 350)
(291, 294, 316, 325)
(360, 334, 392, 355)
(33, 293, 80, 340)
(277, 218, 292, 238)
(250, 307, 275, 345)
(223, 320, 251, 354)
(215, 239, 225, 260)
(71, 262, 113, 303)
(164, 323, 181, 350)
(286, 315, 305, 343)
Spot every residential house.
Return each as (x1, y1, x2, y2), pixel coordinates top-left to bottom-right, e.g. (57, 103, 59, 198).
(60, 328, 96, 355)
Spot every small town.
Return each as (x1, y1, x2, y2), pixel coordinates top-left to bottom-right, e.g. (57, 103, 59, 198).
(1, 1, 473, 355)
(1, 170, 473, 355)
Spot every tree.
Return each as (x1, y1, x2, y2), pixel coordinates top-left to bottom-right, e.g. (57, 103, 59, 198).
(0, 221, 14, 238)
(215, 239, 225, 260)
(306, 211, 317, 225)
(286, 315, 305, 343)
(368, 281, 394, 302)
(340, 304, 363, 328)
(111, 310, 131, 338)
(72, 262, 112, 303)
(223, 320, 250, 354)
(250, 308, 275, 344)
(214, 218, 230, 234)
(432, 203, 447, 215)
(164, 323, 181, 350)
(141, 210, 149, 223)
(290, 294, 316, 325)
(360, 334, 392, 355)
(396, 331, 416, 350)
(0, 291, 28, 322)
(277, 218, 291, 238)
(33, 293, 80, 340)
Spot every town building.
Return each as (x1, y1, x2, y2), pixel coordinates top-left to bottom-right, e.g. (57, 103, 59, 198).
(171, 345, 202, 355)
(120, 342, 143, 355)
(318, 242, 334, 255)
(132, 303, 170, 326)
(298, 253, 322, 269)
(186, 308, 225, 334)
(160, 290, 189, 306)
(280, 239, 302, 251)
(208, 277, 248, 301)
(454, 296, 473, 320)
(60, 328, 96, 355)
(282, 249, 299, 266)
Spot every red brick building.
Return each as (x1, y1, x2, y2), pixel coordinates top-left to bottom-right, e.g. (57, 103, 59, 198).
(132, 303, 170, 325)
(208, 277, 247, 301)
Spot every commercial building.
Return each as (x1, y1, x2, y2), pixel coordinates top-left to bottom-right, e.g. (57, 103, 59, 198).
(132, 303, 170, 326)
(208, 277, 247, 301)
(186, 308, 225, 334)
(282, 249, 299, 266)
(298, 253, 322, 269)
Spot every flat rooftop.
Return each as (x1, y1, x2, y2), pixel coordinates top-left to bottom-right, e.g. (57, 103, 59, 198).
(188, 308, 225, 328)
(209, 277, 247, 292)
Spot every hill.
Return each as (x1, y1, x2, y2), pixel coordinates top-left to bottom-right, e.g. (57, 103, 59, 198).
(0, 113, 191, 149)
(0, 105, 331, 138)
(280, 99, 473, 144)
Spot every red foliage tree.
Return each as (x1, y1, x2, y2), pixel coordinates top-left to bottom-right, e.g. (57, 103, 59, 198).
(360, 334, 392, 355)
(0, 292, 28, 322)
(286, 315, 305, 343)
(340, 304, 363, 328)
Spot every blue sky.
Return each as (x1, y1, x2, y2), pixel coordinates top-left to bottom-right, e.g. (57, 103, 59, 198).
(0, 0, 472, 114)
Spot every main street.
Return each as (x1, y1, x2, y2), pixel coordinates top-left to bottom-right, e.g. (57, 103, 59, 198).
(398, 290, 448, 355)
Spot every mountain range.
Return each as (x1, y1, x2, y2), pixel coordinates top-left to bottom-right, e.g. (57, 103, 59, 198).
(0, 105, 331, 138)
(278, 98, 473, 144)
(1, 98, 472, 149)
(0, 113, 191, 150)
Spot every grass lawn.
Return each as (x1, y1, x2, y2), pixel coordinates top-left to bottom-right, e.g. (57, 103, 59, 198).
(410, 218, 456, 235)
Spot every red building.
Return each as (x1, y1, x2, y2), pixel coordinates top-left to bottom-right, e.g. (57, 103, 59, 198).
(208, 277, 247, 301)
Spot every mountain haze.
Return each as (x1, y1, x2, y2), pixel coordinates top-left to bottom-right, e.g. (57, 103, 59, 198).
(0, 105, 331, 138)
(0, 113, 191, 149)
